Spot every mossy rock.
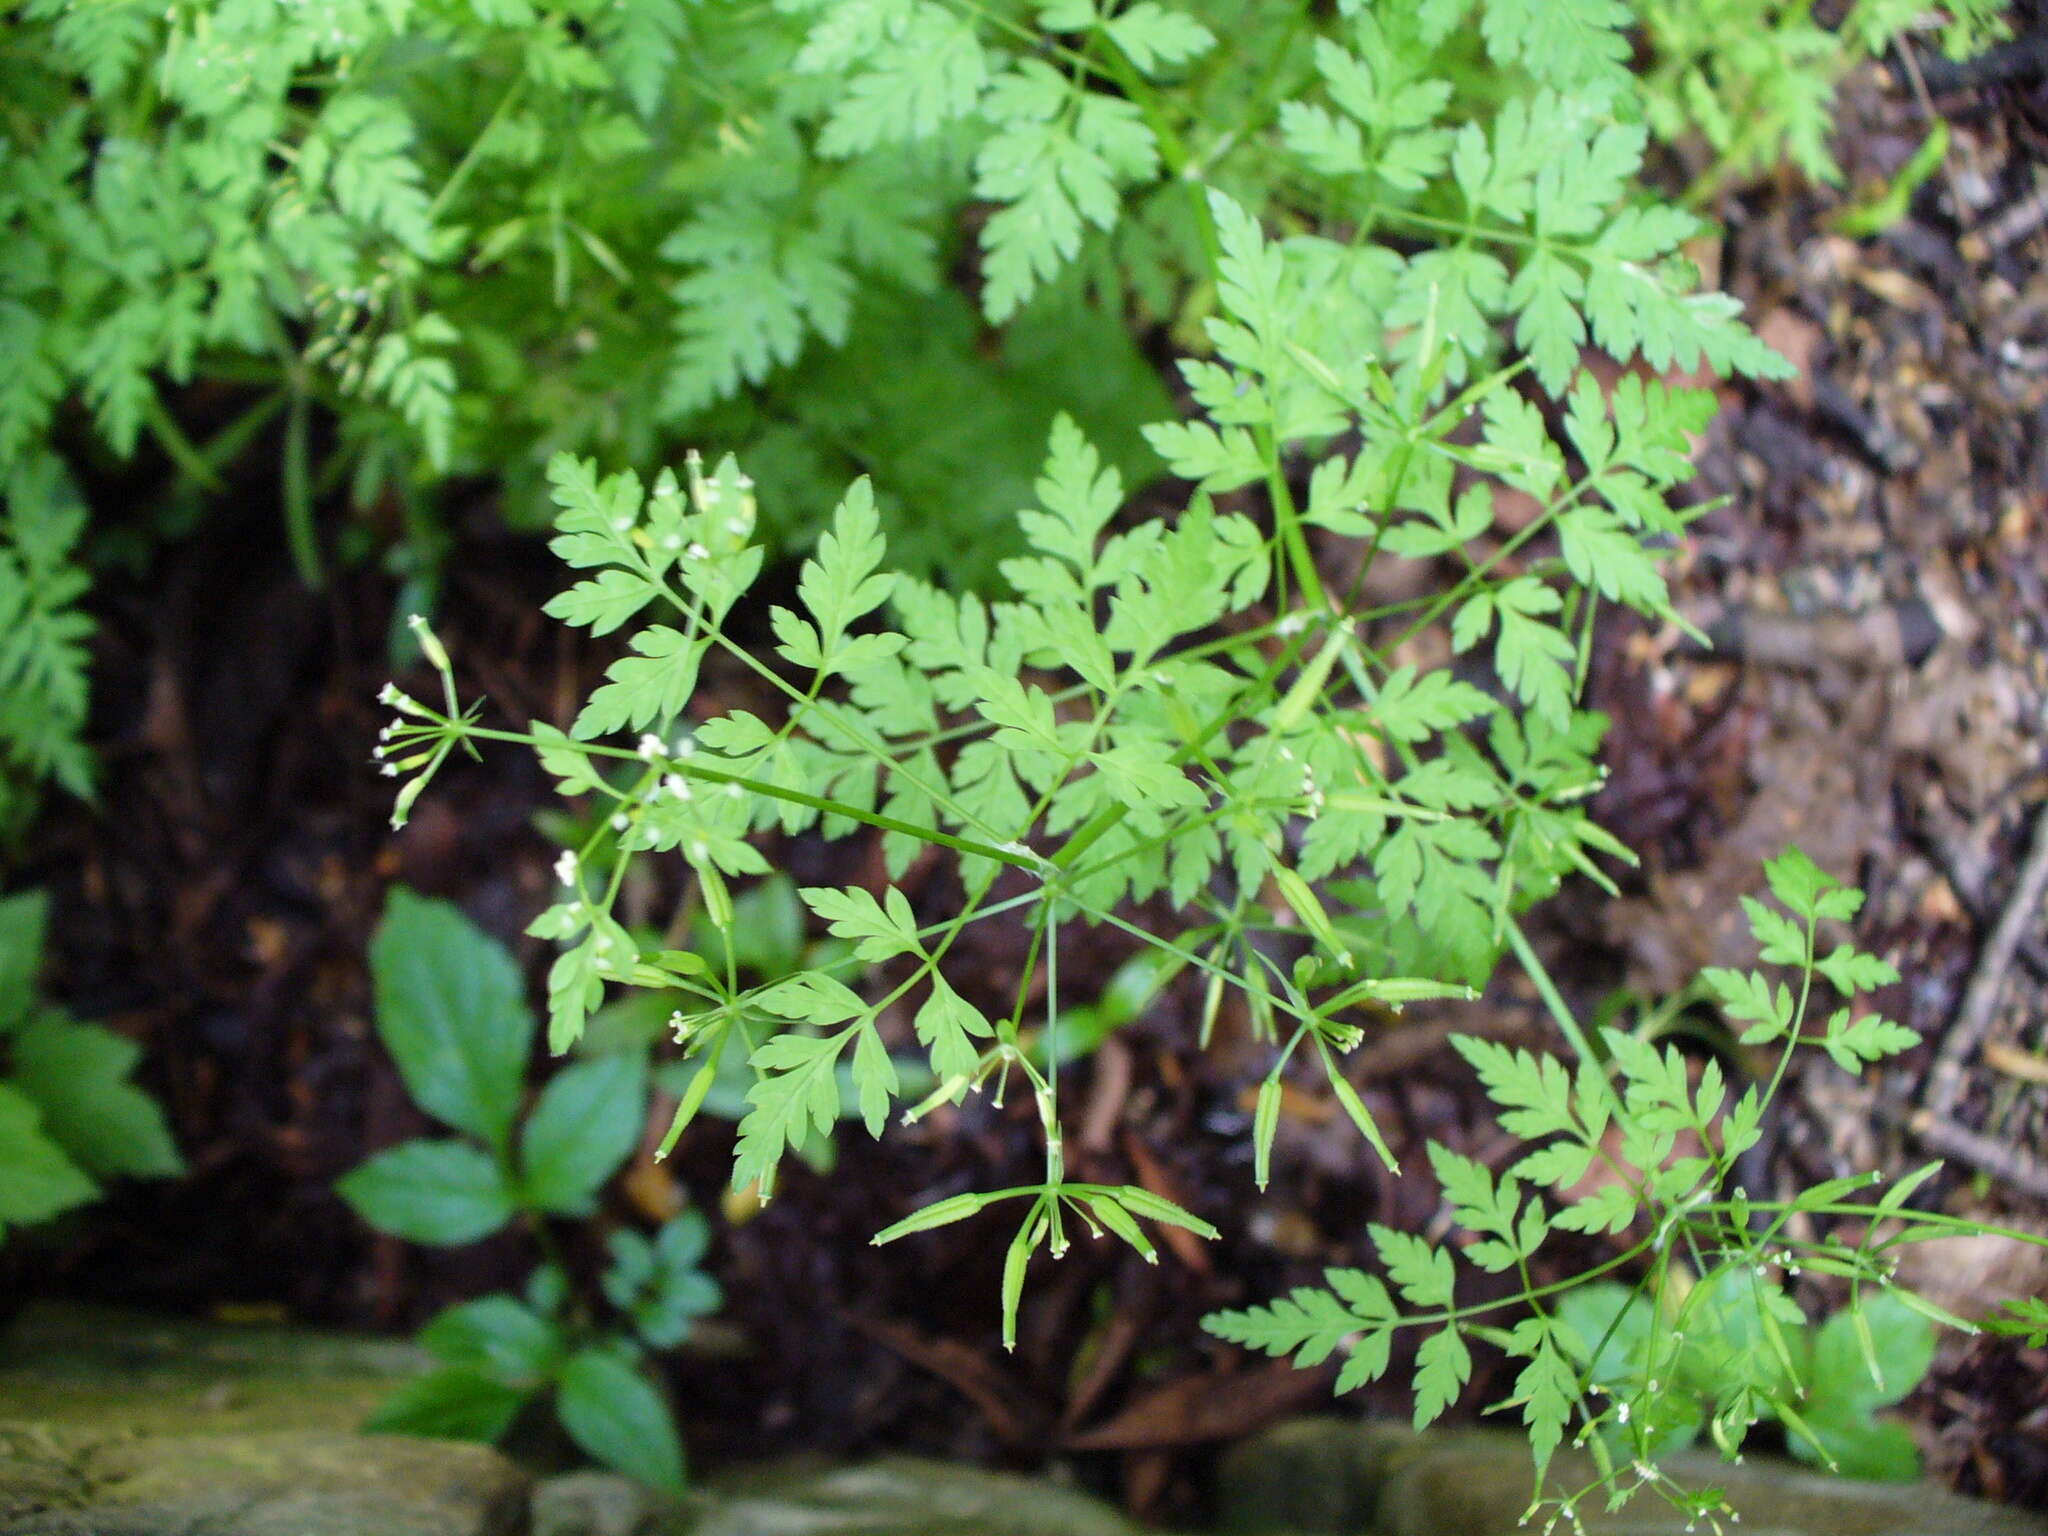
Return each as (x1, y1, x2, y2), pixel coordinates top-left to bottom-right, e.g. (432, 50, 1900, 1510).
(0, 1424, 529, 1536)
(0, 1303, 529, 1536)
(0, 1302, 428, 1436)
(531, 1458, 1159, 1536)
(0, 1305, 1157, 1536)
(696, 1456, 1148, 1536)
(1218, 1420, 2048, 1536)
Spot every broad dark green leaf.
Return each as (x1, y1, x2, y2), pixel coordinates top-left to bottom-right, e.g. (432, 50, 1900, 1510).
(337, 1138, 515, 1244)
(0, 890, 49, 1032)
(8, 1015, 182, 1178)
(372, 888, 534, 1150)
(1808, 1292, 1934, 1410)
(1793, 1408, 1919, 1482)
(420, 1294, 563, 1384)
(0, 1083, 97, 1229)
(364, 1366, 528, 1442)
(519, 1051, 648, 1215)
(556, 1347, 686, 1491)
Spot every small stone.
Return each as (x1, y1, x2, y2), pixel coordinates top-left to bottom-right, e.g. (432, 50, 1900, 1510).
(699, 1456, 1144, 1536)
(530, 1470, 701, 1536)
(0, 1305, 526, 1536)
(0, 1426, 528, 1536)
(1217, 1420, 2048, 1536)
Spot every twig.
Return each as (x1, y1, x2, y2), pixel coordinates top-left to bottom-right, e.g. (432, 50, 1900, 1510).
(1914, 30, 2048, 95)
(1867, 1081, 2048, 1200)
(841, 1310, 1043, 1448)
(1922, 805, 2048, 1121)
(1915, 799, 2048, 984)
(1907, 1109, 2048, 1202)
(1965, 172, 2048, 259)
(1983, 1038, 2048, 1085)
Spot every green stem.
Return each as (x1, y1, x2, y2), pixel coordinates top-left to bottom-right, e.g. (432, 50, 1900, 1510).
(1379, 469, 1599, 657)
(140, 395, 224, 491)
(1092, 31, 1222, 278)
(1503, 916, 1615, 1108)
(455, 723, 1044, 874)
(1052, 613, 1318, 875)
(1260, 422, 1330, 613)
(429, 75, 526, 223)
(283, 386, 321, 588)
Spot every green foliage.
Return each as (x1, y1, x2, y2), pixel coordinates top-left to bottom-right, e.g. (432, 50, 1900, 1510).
(0, 0, 1200, 514)
(1207, 855, 1976, 1520)
(0, 0, 2003, 834)
(0, 458, 93, 843)
(562, 869, 941, 1180)
(1557, 1279, 1936, 1481)
(1987, 1296, 2048, 1348)
(0, 887, 181, 1243)
(1635, 0, 2006, 194)
(368, 888, 533, 1152)
(351, 1, 2045, 1517)
(339, 887, 717, 1491)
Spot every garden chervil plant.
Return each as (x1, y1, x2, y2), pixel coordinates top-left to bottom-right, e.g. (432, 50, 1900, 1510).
(365, 0, 2048, 1522)
(1205, 851, 2009, 1523)
(2, 0, 2005, 838)
(0, 459, 92, 846)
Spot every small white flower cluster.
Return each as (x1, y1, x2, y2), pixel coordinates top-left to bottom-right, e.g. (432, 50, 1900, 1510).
(1275, 744, 1325, 818)
(1301, 767, 1325, 817)
(662, 775, 692, 802)
(370, 684, 434, 779)
(368, 619, 463, 829)
(681, 449, 758, 547)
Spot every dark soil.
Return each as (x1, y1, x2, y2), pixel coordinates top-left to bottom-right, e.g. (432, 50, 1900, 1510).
(14, 41, 2048, 1532)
